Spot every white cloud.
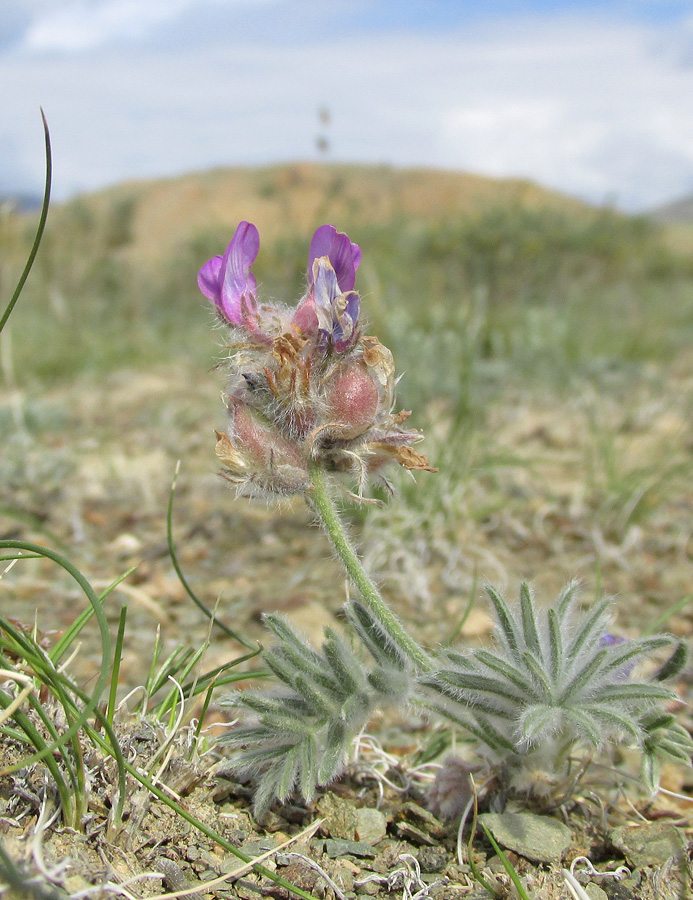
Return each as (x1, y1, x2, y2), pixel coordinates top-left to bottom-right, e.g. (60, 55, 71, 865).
(2, 10, 693, 208)
(24, 1, 188, 52)
(430, 17, 693, 206)
(21, 0, 276, 53)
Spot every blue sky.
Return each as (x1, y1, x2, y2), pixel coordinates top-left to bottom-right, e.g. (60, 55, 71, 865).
(2, 1, 693, 209)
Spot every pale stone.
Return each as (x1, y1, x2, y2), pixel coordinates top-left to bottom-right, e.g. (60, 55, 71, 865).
(479, 811, 572, 864)
(354, 807, 387, 845)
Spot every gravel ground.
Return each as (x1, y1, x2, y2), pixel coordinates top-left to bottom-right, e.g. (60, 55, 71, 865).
(1, 358, 691, 898)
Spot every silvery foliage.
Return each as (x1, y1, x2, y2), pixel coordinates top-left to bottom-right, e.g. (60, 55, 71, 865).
(219, 582, 691, 816)
(218, 603, 416, 819)
(421, 581, 691, 795)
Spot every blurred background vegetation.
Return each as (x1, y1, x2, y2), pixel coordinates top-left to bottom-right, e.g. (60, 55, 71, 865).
(1, 163, 692, 671)
(2, 163, 692, 413)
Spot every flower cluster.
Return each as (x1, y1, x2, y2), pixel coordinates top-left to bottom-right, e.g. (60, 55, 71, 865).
(198, 223, 434, 499)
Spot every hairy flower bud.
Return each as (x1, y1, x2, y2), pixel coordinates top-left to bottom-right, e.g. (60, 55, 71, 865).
(215, 404, 310, 497)
(324, 361, 380, 439)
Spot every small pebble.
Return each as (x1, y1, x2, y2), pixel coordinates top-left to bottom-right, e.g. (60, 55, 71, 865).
(609, 822, 686, 868)
(354, 808, 387, 845)
(479, 811, 572, 864)
(316, 794, 358, 840)
(417, 845, 449, 873)
(396, 801, 446, 839)
(323, 838, 377, 859)
(394, 821, 437, 846)
(354, 875, 380, 896)
(584, 885, 608, 900)
(240, 837, 279, 857)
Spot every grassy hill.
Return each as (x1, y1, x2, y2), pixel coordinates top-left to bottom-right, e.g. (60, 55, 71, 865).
(71, 162, 589, 264)
(2, 162, 692, 399)
(650, 192, 693, 224)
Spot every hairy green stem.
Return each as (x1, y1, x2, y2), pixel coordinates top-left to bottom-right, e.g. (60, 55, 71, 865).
(308, 463, 430, 672)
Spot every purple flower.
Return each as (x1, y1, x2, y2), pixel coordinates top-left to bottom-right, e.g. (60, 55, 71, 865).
(600, 633, 635, 678)
(198, 221, 260, 327)
(198, 221, 365, 354)
(308, 224, 362, 292)
(202, 222, 434, 496)
(599, 634, 626, 648)
(311, 259, 360, 352)
(292, 225, 362, 350)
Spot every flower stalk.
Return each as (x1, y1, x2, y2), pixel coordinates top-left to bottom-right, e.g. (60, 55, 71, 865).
(200, 221, 433, 670)
(307, 461, 431, 673)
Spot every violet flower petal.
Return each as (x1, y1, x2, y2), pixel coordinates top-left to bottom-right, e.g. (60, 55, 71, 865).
(220, 221, 260, 323)
(599, 633, 635, 678)
(198, 221, 260, 325)
(599, 634, 626, 647)
(343, 291, 360, 330)
(312, 258, 360, 351)
(312, 257, 340, 336)
(197, 255, 223, 302)
(332, 290, 360, 351)
(308, 224, 361, 292)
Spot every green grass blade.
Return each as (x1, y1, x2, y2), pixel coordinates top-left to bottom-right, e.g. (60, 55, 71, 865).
(46, 662, 129, 834)
(466, 794, 501, 898)
(480, 822, 533, 900)
(0, 685, 75, 823)
(179, 648, 264, 699)
(107, 605, 127, 727)
(141, 626, 163, 711)
(0, 622, 91, 821)
(0, 540, 111, 774)
(193, 680, 216, 742)
(146, 645, 193, 697)
(643, 593, 693, 636)
(167, 461, 255, 648)
(116, 758, 318, 900)
(0, 109, 51, 335)
(50, 567, 137, 666)
(153, 644, 208, 720)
